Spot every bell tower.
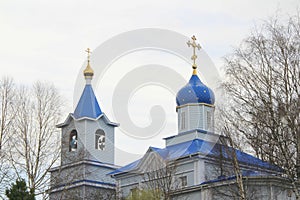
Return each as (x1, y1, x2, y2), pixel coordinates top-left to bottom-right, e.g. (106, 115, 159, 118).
(49, 49, 119, 200)
(58, 48, 118, 165)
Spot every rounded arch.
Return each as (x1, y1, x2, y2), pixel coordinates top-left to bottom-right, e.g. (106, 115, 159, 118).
(95, 129, 105, 150)
(69, 130, 78, 152)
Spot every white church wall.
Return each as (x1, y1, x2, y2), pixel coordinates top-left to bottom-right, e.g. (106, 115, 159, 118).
(49, 186, 84, 200)
(188, 105, 204, 131)
(203, 106, 214, 132)
(84, 164, 116, 184)
(204, 161, 224, 181)
(177, 104, 215, 134)
(165, 131, 199, 146)
(170, 176, 296, 200)
(165, 131, 220, 147)
(50, 164, 85, 189)
(84, 117, 115, 164)
(172, 190, 202, 200)
(61, 119, 86, 165)
(194, 159, 206, 185)
(177, 106, 189, 133)
(175, 160, 195, 187)
(116, 174, 143, 198)
(60, 116, 115, 166)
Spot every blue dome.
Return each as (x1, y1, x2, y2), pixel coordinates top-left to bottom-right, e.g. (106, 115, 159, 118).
(176, 74, 215, 106)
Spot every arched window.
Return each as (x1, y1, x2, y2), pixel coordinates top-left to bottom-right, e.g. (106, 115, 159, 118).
(95, 129, 105, 150)
(69, 130, 78, 152)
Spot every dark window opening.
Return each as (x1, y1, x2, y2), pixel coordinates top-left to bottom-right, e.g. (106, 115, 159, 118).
(180, 176, 187, 187)
(95, 129, 105, 150)
(69, 130, 78, 152)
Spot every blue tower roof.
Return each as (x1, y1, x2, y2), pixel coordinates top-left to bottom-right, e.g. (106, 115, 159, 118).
(176, 74, 215, 106)
(74, 84, 102, 119)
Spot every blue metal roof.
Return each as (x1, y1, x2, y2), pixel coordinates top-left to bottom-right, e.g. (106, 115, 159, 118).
(108, 159, 141, 175)
(110, 139, 282, 176)
(176, 74, 215, 106)
(74, 84, 102, 119)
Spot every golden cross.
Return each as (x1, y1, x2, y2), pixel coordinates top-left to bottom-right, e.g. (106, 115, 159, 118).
(85, 48, 91, 62)
(187, 35, 201, 69)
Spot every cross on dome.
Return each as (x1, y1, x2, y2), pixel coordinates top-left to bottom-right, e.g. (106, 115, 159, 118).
(176, 36, 215, 106)
(187, 35, 201, 75)
(86, 48, 91, 60)
(84, 48, 94, 80)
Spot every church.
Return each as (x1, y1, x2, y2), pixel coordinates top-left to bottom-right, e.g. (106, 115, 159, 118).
(48, 37, 295, 200)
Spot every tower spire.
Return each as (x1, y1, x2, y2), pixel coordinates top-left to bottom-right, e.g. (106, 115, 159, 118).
(84, 48, 94, 84)
(187, 35, 201, 75)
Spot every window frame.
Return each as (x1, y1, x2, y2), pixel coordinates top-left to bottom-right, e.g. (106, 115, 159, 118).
(95, 129, 105, 150)
(179, 176, 187, 187)
(69, 130, 78, 152)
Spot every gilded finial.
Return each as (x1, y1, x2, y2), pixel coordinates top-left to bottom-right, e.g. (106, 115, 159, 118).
(84, 48, 94, 78)
(187, 35, 201, 75)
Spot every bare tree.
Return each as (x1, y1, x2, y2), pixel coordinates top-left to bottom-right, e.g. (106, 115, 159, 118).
(142, 161, 177, 200)
(0, 77, 15, 150)
(221, 125, 247, 200)
(220, 14, 300, 198)
(0, 77, 16, 198)
(8, 81, 62, 199)
(130, 151, 183, 200)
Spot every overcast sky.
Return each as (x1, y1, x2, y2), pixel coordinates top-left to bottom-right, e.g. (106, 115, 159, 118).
(1, 0, 299, 165)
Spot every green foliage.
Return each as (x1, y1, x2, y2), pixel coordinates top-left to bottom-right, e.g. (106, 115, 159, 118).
(126, 188, 161, 200)
(5, 179, 35, 200)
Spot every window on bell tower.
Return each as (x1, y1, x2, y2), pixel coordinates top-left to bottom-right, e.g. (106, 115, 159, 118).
(95, 129, 105, 150)
(69, 130, 77, 152)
